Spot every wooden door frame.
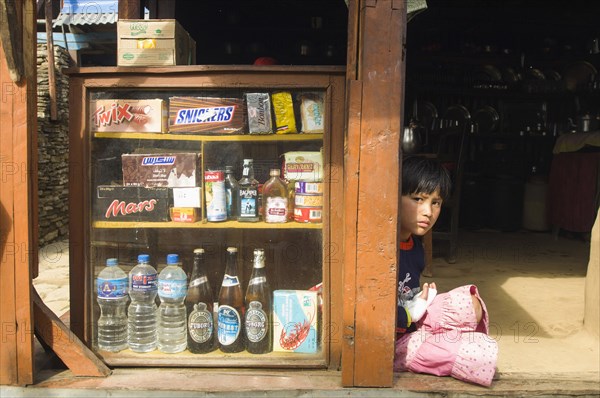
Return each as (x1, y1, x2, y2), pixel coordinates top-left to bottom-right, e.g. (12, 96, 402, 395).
(0, 0, 37, 386)
(342, 0, 406, 387)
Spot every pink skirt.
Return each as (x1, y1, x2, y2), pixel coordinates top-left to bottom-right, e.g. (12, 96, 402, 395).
(394, 285, 498, 387)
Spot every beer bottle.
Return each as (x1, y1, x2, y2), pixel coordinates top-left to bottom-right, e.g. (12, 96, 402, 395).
(244, 248, 272, 354)
(185, 248, 216, 354)
(217, 247, 245, 352)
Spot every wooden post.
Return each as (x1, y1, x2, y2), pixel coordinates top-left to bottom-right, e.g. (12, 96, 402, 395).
(44, 0, 57, 121)
(342, 0, 406, 387)
(118, 0, 141, 19)
(0, 0, 36, 386)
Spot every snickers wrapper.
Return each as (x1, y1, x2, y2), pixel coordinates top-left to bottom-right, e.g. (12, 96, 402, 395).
(169, 97, 246, 134)
(95, 186, 170, 222)
(245, 93, 273, 134)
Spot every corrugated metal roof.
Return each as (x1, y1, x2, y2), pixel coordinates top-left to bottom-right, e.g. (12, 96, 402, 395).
(54, 0, 118, 27)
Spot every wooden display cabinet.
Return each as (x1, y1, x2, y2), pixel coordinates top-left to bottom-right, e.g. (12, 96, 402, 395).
(68, 66, 345, 368)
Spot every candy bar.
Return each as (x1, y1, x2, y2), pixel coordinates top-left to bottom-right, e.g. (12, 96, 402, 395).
(169, 97, 246, 134)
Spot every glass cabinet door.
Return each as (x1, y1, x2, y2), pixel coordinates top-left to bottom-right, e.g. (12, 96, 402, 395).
(75, 70, 343, 368)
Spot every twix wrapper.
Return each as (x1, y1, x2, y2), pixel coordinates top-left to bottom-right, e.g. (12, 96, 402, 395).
(90, 99, 167, 133)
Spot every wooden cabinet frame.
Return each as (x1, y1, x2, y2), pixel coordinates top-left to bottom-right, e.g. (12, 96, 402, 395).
(67, 65, 346, 369)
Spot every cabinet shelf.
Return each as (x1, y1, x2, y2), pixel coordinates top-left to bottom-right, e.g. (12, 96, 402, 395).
(94, 132, 324, 142)
(93, 220, 322, 229)
(98, 348, 326, 368)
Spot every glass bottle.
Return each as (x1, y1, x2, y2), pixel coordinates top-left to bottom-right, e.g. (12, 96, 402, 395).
(244, 248, 272, 354)
(238, 159, 260, 222)
(217, 247, 245, 352)
(185, 248, 216, 353)
(262, 169, 288, 223)
(224, 165, 240, 220)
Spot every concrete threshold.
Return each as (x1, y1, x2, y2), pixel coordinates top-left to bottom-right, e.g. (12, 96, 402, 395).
(2, 368, 599, 398)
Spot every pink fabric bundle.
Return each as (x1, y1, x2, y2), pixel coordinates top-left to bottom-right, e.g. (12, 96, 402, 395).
(394, 285, 498, 387)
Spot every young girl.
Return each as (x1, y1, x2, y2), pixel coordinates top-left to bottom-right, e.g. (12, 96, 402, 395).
(395, 156, 498, 387)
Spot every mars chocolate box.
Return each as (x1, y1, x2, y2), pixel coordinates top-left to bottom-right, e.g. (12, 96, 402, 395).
(168, 97, 246, 134)
(95, 186, 170, 222)
(90, 99, 167, 133)
(122, 153, 201, 187)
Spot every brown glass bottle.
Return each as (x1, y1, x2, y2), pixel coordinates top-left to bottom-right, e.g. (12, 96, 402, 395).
(244, 248, 272, 354)
(185, 248, 216, 354)
(217, 247, 245, 353)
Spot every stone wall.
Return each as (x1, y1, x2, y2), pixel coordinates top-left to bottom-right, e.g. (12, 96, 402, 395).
(37, 44, 71, 246)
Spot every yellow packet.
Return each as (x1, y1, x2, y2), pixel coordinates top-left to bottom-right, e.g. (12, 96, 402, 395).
(272, 91, 297, 134)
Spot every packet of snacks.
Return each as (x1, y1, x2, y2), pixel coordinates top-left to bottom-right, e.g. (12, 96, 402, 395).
(272, 91, 297, 134)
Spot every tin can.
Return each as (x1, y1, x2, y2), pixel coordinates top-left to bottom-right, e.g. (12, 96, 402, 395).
(294, 206, 322, 223)
(294, 181, 324, 194)
(204, 170, 227, 222)
(294, 193, 323, 207)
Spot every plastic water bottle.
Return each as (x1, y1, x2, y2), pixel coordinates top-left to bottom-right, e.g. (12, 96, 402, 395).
(96, 258, 128, 352)
(128, 254, 158, 353)
(158, 254, 188, 353)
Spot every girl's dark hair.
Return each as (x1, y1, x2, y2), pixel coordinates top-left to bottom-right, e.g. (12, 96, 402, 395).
(401, 156, 452, 200)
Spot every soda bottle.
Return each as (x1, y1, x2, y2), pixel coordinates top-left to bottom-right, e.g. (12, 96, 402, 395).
(128, 254, 158, 353)
(157, 254, 188, 353)
(238, 159, 260, 222)
(217, 247, 245, 352)
(225, 165, 240, 220)
(185, 248, 216, 353)
(96, 258, 128, 352)
(262, 169, 288, 223)
(244, 249, 272, 354)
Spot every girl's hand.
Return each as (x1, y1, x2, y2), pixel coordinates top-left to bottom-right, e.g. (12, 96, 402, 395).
(421, 282, 437, 300)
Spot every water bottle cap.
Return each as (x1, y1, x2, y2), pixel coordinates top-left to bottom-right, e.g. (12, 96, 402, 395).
(167, 253, 179, 264)
(193, 248, 205, 254)
(138, 254, 150, 263)
(106, 258, 118, 266)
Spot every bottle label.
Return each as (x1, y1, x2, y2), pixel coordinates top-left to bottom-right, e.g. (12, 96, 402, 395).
(130, 273, 158, 293)
(221, 274, 239, 287)
(239, 188, 258, 218)
(265, 196, 288, 223)
(188, 302, 213, 343)
(248, 276, 267, 286)
(189, 276, 208, 288)
(245, 301, 268, 343)
(158, 278, 188, 299)
(217, 305, 241, 345)
(97, 277, 128, 299)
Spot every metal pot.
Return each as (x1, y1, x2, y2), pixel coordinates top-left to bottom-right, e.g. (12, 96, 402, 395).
(578, 113, 599, 132)
(402, 119, 425, 154)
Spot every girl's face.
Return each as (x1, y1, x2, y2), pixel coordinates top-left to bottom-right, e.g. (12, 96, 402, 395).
(400, 189, 443, 241)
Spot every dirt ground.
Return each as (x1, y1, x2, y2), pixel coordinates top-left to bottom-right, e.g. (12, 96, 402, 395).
(33, 229, 600, 378)
(426, 229, 599, 377)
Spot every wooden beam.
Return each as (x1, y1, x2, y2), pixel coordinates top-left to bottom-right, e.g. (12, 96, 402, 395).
(0, 0, 24, 82)
(0, 0, 36, 386)
(342, 0, 407, 387)
(118, 0, 141, 19)
(33, 289, 111, 377)
(45, 0, 57, 120)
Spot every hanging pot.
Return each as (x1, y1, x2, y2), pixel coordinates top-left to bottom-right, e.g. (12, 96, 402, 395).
(402, 119, 425, 154)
